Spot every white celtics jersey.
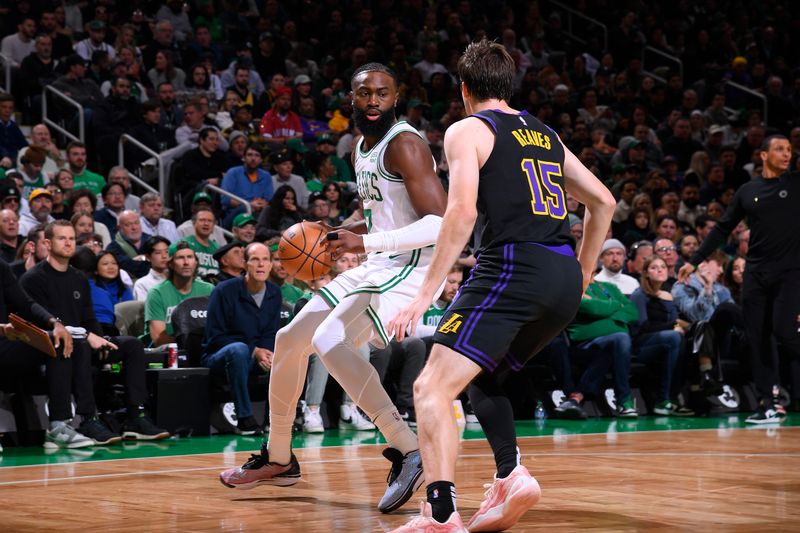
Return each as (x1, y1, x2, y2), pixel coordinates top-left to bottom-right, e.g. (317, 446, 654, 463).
(354, 121, 435, 238)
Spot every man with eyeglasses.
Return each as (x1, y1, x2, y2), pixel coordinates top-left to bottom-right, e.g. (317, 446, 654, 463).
(653, 238, 679, 290)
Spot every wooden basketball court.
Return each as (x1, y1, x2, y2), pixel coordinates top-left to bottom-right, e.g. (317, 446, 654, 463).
(1, 421, 799, 531)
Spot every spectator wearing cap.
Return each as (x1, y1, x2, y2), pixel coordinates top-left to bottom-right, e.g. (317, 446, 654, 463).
(0, 182, 21, 215)
(203, 242, 281, 434)
(221, 104, 262, 146)
(595, 239, 641, 296)
(220, 143, 273, 227)
(74, 20, 117, 62)
(253, 32, 287, 84)
(138, 192, 179, 243)
(568, 213, 583, 243)
(232, 213, 257, 244)
(0, 209, 21, 263)
(176, 192, 227, 247)
(0, 95, 28, 167)
(19, 189, 54, 235)
(704, 124, 727, 163)
(144, 241, 215, 346)
(51, 54, 104, 111)
(133, 236, 171, 302)
(16, 145, 48, 200)
(316, 132, 353, 185)
(106, 210, 152, 279)
(259, 87, 303, 147)
(400, 99, 430, 133)
(205, 241, 245, 284)
(271, 150, 309, 209)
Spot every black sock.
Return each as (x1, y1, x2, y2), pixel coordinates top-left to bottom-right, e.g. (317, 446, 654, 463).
(427, 481, 456, 523)
(468, 374, 519, 478)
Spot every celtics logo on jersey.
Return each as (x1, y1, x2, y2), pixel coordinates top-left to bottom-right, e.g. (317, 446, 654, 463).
(357, 170, 384, 202)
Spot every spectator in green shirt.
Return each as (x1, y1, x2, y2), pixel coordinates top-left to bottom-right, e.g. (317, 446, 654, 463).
(66, 141, 106, 196)
(567, 276, 640, 417)
(145, 241, 214, 345)
(174, 207, 220, 277)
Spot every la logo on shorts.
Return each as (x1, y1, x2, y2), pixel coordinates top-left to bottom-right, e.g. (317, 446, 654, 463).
(437, 313, 463, 334)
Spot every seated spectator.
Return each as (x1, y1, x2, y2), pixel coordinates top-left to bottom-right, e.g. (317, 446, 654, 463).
(0, 208, 21, 263)
(96, 167, 140, 213)
(133, 236, 171, 302)
(567, 275, 639, 417)
(304, 192, 334, 225)
(66, 142, 105, 196)
(203, 243, 281, 434)
(174, 127, 230, 212)
(221, 104, 263, 147)
(46, 182, 68, 220)
(622, 207, 654, 248)
(106, 210, 151, 279)
(11, 224, 48, 279)
(0, 94, 28, 168)
(220, 144, 273, 227)
(677, 183, 705, 228)
(0, 182, 21, 215)
(314, 132, 354, 187)
(52, 169, 74, 201)
(259, 87, 303, 147)
(147, 50, 185, 91)
(176, 192, 227, 247)
(19, 188, 55, 236)
(630, 256, 694, 416)
(128, 100, 177, 162)
(67, 189, 111, 247)
(654, 214, 680, 243)
(144, 241, 215, 346)
(21, 221, 168, 443)
(653, 238, 680, 289)
(231, 213, 257, 244)
(138, 192, 179, 243)
(89, 251, 134, 335)
(626, 240, 654, 281)
(322, 181, 350, 226)
(205, 241, 245, 285)
(175, 208, 219, 277)
(94, 183, 127, 238)
(548, 332, 613, 420)
(175, 103, 229, 150)
(1, 17, 37, 67)
(694, 214, 716, 245)
(257, 185, 303, 233)
(157, 82, 184, 132)
(271, 150, 309, 209)
(594, 239, 640, 296)
(17, 124, 64, 178)
(94, 77, 141, 170)
(672, 251, 735, 393)
(16, 145, 48, 199)
(51, 55, 105, 117)
(268, 243, 307, 307)
(74, 20, 116, 62)
(678, 234, 700, 265)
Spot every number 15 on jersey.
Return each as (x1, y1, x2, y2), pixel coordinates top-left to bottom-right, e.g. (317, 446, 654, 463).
(521, 159, 567, 219)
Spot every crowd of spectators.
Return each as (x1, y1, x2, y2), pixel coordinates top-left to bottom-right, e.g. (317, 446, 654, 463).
(1, 0, 799, 448)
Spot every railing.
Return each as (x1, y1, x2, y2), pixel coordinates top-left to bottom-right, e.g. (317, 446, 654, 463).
(42, 85, 85, 143)
(118, 134, 164, 197)
(723, 80, 768, 125)
(204, 184, 252, 239)
(542, 0, 608, 51)
(642, 46, 683, 83)
(0, 53, 10, 94)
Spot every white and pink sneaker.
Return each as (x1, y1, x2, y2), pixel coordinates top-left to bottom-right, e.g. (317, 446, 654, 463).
(390, 501, 468, 533)
(466, 465, 541, 532)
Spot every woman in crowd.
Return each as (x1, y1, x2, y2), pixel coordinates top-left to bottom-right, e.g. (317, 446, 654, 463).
(630, 256, 693, 416)
(89, 251, 134, 336)
(323, 180, 349, 227)
(68, 189, 111, 247)
(622, 206, 654, 248)
(148, 50, 185, 91)
(257, 185, 303, 232)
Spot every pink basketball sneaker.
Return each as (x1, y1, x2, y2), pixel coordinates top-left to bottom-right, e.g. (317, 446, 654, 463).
(466, 465, 541, 532)
(390, 501, 468, 533)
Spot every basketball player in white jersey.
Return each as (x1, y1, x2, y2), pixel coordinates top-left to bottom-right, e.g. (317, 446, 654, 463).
(219, 63, 448, 514)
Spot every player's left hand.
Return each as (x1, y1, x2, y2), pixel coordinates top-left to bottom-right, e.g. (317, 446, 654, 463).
(321, 229, 365, 259)
(389, 297, 430, 342)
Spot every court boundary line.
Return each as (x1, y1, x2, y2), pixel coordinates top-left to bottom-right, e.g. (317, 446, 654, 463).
(1, 424, 798, 471)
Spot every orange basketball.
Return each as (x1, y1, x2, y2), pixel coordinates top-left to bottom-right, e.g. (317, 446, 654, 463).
(278, 221, 333, 281)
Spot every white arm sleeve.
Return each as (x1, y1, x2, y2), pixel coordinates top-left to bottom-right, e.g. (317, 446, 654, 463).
(361, 214, 443, 254)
